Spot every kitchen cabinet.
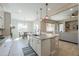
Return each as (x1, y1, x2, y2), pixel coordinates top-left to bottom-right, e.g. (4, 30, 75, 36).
(0, 10, 4, 29)
(29, 33, 59, 56)
(0, 8, 4, 36)
(0, 17, 4, 29)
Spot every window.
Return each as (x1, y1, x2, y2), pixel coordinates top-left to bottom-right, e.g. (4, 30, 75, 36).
(46, 23, 55, 32)
(33, 24, 39, 32)
(18, 23, 27, 32)
(59, 24, 64, 32)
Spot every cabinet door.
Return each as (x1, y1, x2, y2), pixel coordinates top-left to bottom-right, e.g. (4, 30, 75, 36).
(32, 37, 37, 51)
(51, 38, 55, 51)
(29, 36, 33, 47)
(35, 39, 41, 56)
(51, 36, 59, 55)
(54, 36, 59, 50)
(41, 39, 51, 56)
(31, 38, 41, 56)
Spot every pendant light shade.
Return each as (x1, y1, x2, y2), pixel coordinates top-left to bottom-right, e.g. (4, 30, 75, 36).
(44, 15, 49, 19)
(44, 3, 49, 20)
(40, 8, 42, 20)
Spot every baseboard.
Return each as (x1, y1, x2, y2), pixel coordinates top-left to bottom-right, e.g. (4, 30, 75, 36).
(59, 39, 78, 44)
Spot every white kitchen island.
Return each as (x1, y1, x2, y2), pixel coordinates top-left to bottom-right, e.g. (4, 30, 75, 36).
(29, 33, 59, 56)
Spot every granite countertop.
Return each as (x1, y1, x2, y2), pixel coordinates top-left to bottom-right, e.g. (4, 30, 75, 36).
(28, 33, 59, 40)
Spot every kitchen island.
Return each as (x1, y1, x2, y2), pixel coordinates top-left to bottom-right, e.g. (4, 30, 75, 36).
(28, 33, 59, 56)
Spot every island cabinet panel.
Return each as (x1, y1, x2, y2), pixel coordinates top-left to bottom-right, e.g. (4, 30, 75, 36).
(33, 38, 41, 56)
(29, 36, 33, 47)
(50, 36, 59, 55)
(29, 34, 59, 56)
(41, 39, 51, 56)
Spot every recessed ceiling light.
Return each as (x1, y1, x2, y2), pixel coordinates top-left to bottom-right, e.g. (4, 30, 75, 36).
(70, 8, 73, 11)
(48, 8, 51, 11)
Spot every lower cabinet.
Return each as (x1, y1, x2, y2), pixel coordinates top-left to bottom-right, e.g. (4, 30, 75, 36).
(29, 36, 59, 56)
(34, 39, 41, 55)
(31, 37, 41, 56)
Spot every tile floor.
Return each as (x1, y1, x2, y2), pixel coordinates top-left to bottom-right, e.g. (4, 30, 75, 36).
(58, 41, 79, 56)
(0, 37, 79, 56)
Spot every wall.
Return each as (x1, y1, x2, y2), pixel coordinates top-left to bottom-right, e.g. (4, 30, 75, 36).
(57, 16, 78, 32)
(11, 19, 34, 39)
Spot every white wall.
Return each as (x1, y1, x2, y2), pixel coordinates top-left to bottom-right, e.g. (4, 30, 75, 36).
(11, 19, 33, 39)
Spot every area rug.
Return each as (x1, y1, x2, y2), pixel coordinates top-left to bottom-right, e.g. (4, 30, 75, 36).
(22, 46, 38, 56)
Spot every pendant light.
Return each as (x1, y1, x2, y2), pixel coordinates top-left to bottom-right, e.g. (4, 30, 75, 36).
(44, 3, 49, 20)
(40, 8, 42, 21)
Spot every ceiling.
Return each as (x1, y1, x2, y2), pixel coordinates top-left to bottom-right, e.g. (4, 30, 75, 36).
(0, 3, 77, 21)
(50, 5, 78, 21)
